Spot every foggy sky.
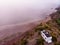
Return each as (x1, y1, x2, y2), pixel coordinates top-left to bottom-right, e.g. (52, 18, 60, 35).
(0, 0, 60, 26)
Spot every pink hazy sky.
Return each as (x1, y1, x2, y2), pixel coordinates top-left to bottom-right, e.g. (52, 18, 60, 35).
(0, 0, 60, 26)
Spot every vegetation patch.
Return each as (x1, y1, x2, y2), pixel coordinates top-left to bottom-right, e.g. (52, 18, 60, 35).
(35, 38, 44, 45)
(52, 35, 57, 43)
(56, 18, 60, 26)
(20, 39, 28, 45)
(54, 42, 60, 45)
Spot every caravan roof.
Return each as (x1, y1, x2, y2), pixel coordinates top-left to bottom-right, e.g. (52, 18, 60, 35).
(43, 30, 51, 37)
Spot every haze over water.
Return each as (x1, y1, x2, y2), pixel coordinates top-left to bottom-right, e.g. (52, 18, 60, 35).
(0, 0, 60, 26)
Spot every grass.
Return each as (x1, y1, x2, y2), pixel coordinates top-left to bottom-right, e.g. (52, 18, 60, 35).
(52, 35, 57, 43)
(54, 42, 60, 45)
(35, 38, 44, 45)
(56, 18, 60, 25)
(20, 39, 28, 45)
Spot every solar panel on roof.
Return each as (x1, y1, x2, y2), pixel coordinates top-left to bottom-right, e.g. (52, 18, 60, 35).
(43, 31, 50, 37)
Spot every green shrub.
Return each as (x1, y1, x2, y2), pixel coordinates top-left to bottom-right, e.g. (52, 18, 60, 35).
(54, 42, 60, 45)
(35, 26, 45, 32)
(44, 24, 49, 29)
(52, 36, 57, 43)
(25, 32, 34, 39)
(20, 40, 28, 45)
(56, 18, 60, 25)
(35, 38, 44, 45)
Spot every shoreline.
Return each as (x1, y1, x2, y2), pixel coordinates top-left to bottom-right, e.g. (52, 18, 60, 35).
(0, 15, 51, 45)
(0, 15, 51, 40)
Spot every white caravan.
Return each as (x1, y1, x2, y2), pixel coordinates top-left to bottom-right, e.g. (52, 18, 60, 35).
(41, 30, 52, 43)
